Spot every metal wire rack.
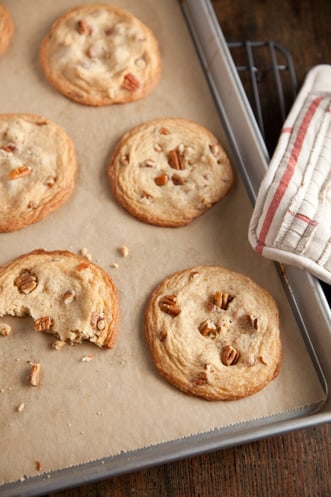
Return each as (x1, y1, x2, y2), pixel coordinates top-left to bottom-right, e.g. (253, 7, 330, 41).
(228, 40, 330, 304)
(228, 40, 298, 154)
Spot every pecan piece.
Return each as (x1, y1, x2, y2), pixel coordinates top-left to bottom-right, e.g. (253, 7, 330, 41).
(159, 127, 170, 135)
(34, 316, 53, 332)
(171, 173, 185, 185)
(8, 165, 32, 180)
(209, 143, 221, 158)
(14, 271, 38, 294)
(122, 73, 140, 92)
(77, 19, 93, 35)
(247, 314, 259, 330)
(154, 174, 168, 186)
(193, 371, 208, 386)
(0, 144, 16, 153)
(141, 190, 154, 200)
(198, 319, 217, 337)
(168, 148, 185, 170)
(159, 295, 181, 317)
(208, 291, 234, 310)
(90, 312, 106, 331)
(221, 345, 240, 366)
(29, 363, 41, 386)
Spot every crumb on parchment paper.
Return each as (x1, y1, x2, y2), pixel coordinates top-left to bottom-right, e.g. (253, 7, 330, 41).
(0, 322, 11, 336)
(119, 244, 129, 257)
(79, 247, 92, 261)
(29, 363, 41, 386)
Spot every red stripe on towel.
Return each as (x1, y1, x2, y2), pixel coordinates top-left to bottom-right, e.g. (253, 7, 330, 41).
(256, 96, 324, 253)
(288, 209, 319, 226)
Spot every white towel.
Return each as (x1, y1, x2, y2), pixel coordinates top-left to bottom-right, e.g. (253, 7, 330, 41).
(248, 65, 331, 285)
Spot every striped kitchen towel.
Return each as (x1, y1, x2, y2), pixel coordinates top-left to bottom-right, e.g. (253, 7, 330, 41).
(248, 65, 331, 285)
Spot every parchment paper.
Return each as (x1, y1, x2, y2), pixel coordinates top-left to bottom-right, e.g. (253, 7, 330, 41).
(0, 0, 325, 485)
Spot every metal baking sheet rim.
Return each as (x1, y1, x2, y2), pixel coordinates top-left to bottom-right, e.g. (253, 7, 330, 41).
(2, 1, 331, 496)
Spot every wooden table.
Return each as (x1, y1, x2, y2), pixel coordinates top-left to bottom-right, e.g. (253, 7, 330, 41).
(51, 2, 331, 496)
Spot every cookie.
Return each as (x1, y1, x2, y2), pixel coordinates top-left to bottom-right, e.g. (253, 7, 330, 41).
(39, 4, 161, 106)
(0, 4, 13, 57)
(0, 249, 120, 348)
(145, 266, 282, 400)
(108, 118, 234, 227)
(0, 113, 77, 232)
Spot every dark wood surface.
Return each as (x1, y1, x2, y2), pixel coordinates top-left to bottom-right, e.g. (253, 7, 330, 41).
(50, 2, 331, 496)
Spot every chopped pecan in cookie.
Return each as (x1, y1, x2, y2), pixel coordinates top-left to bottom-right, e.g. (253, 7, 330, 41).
(34, 316, 53, 332)
(0, 144, 16, 153)
(159, 295, 181, 317)
(193, 371, 209, 386)
(8, 165, 32, 180)
(154, 174, 168, 186)
(171, 173, 185, 185)
(208, 291, 234, 311)
(221, 344, 240, 366)
(198, 318, 217, 337)
(122, 73, 140, 92)
(168, 148, 185, 170)
(159, 127, 170, 135)
(14, 271, 38, 294)
(90, 312, 106, 331)
(247, 313, 259, 330)
(77, 19, 93, 35)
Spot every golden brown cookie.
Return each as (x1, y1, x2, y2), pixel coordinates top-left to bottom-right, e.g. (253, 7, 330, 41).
(0, 4, 13, 57)
(0, 113, 77, 232)
(108, 118, 234, 227)
(39, 4, 161, 106)
(0, 249, 120, 348)
(145, 266, 282, 400)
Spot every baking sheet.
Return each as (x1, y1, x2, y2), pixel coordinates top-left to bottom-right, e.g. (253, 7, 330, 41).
(0, 0, 326, 492)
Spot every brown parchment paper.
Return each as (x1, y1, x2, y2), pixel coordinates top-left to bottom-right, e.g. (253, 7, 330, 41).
(0, 0, 325, 485)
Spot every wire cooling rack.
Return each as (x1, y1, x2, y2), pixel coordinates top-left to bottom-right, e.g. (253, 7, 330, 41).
(228, 40, 330, 304)
(228, 40, 298, 154)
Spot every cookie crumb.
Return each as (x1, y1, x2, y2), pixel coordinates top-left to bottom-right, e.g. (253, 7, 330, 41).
(0, 323, 11, 336)
(52, 339, 66, 351)
(81, 354, 94, 362)
(80, 247, 92, 261)
(29, 363, 41, 386)
(17, 403, 25, 413)
(111, 262, 119, 269)
(119, 245, 129, 257)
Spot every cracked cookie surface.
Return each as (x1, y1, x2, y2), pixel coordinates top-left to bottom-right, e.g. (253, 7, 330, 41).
(108, 118, 234, 227)
(39, 3, 161, 106)
(0, 113, 76, 232)
(145, 266, 282, 400)
(0, 249, 120, 348)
